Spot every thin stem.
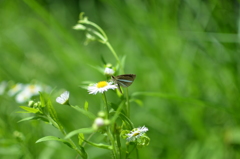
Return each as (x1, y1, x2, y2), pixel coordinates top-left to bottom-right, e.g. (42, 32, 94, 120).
(125, 88, 130, 118)
(126, 144, 139, 159)
(82, 132, 96, 147)
(58, 127, 85, 157)
(79, 20, 123, 73)
(102, 92, 109, 119)
(102, 92, 118, 159)
(80, 20, 108, 40)
(105, 42, 124, 74)
(136, 147, 139, 159)
(105, 42, 120, 63)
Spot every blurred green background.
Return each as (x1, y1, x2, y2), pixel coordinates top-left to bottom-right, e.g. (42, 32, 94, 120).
(1, 0, 240, 158)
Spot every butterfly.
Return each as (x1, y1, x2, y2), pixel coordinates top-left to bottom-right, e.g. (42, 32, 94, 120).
(111, 74, 136, 93)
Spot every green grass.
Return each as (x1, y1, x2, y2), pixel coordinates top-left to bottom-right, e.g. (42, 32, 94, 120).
(1, 0, 240, 158)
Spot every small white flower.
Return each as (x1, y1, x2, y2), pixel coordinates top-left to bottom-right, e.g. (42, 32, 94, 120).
(8, 83, 24, 96)
(88, 81, 117, 95)
(126, 126, 149, 142)
(56, 91, 70, 105)
(104, 68, 115, 75)
(24, 84, 42, 96)
(15, 90, 32, 103)
(14, 84, 42, 103)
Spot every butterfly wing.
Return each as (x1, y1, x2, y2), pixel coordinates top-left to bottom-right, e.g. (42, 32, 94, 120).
(114, 74, 136, 87)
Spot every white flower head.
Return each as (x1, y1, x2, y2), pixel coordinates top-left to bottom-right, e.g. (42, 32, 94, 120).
(56, 91, 70, 105)
(24, 84, 42, 96)
(104, 67, 115, 76)
(14, 84, 42, 103)
(15, 90, 32, 103)
(8, 83, 24, 96)
(88, 81, 117, 95)
(126, 126, 149, 142)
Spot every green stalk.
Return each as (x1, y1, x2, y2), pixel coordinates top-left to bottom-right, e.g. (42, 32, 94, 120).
(105, 42, 124, 74)
(125, 88, 130, 118)
(52, 117, 86, 158)
(102, 92, 118, 159)
(78, 19, 123, 74)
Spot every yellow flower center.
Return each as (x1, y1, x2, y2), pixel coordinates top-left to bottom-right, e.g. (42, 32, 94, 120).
(29, 85, 36, 93)
(132, 132, 140, 137)
(97, 81, 108, 88)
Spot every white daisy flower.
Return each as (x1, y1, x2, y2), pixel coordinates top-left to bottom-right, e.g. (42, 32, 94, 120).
(8, 83, 24, 96)
(24, 84, 42, 96)
(104, 68, 115, 75)
(88, 81, 117, 95)
(15, 90, 32, 103)
(14, 84, 42, 103)
(56, 91, 70, 105)
(126, 126, 149, 142)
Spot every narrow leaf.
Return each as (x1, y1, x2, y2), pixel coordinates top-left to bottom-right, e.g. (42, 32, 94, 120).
(78, 133, 85, 146)
(17, 116, 48, 123)
(36, 136, 72, 148)
(119, 113, 134, 130)
(19, 106, 39, 114)
(18, 116, 37, 123)
(110, 101, 125, 123)
(82, 139, 112, 150)
(84, 101, 88, 111)
(65, 128, 94, 139)
(71, 106, 96, 120)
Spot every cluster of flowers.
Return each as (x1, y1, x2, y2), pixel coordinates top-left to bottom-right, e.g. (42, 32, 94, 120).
(55, 67, 149, 143)
(56, 90, 148, 142)
(0, 81, 50, 103)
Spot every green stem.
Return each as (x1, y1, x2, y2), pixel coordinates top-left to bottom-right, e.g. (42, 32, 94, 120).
(126, 144, 139, 159)
(102, 92, 109, 119)
(136, 147, 139, 159)
(125, 88, 130, 118)
(62, 130, 83, 156)
(102, 92, 118, 159)
(79, 19, 123, 73)
(80, 20, 108, 41)
(105, 42, 124, 74)
(105, 42, 120, 63)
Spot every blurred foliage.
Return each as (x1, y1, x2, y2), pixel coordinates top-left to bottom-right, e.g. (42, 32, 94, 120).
(0, 0, 240, 158)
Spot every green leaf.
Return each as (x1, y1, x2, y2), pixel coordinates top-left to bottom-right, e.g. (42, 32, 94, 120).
(120, 55, 126, 70)
(19, 106, 39, 114)
(71, 105, 96, 120)
(79, 146, 88, 159)
(18, 116, 37, 122)
(84, 101, 88, 111)
(118, 113, 134, 130)
(39, 92, 46, 107)
(130, 98, 143, 107)
(110, 101, 125, 123)
(82, 139, 112, 150)
(88, 64, 104, 74)
(36, 136, 72, 148)
(78, 133, 85, 146)
(17, 116, 48, 123)
(39, 92, 63, 131)
(65, 128, 94, 139)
